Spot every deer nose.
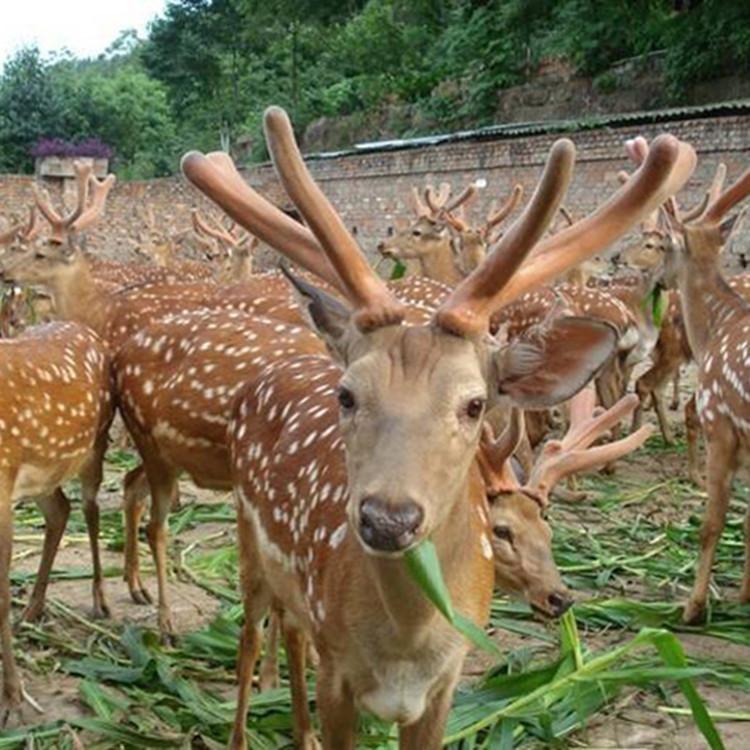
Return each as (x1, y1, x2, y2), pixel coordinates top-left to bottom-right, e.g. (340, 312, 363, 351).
(547, 591, 573, 617)
(359, 495, 424, 552)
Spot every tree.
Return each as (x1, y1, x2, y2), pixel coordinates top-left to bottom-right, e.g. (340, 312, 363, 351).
(0, 47, 70, 172)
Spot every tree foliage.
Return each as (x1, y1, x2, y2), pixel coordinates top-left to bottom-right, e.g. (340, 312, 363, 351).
(0, 0, 747, 175)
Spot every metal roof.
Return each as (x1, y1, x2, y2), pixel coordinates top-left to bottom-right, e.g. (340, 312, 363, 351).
(306, 99, 750, 160)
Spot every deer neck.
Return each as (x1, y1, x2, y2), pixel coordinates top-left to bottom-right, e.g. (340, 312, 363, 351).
(457, 235, 486, 275)
(677, 254, 748, 362)
(49, 261, 110, 336)
(419, 243, 464, 286)
(359, 468, 491, 643)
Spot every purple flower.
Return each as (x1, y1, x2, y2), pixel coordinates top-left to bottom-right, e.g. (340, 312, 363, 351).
(30, 138, 113, 159)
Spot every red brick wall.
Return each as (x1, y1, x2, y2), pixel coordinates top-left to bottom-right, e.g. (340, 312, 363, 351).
(246, 113, 750, 270)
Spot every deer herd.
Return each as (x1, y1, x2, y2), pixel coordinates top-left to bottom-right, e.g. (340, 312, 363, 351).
(0, 107, 748, 747)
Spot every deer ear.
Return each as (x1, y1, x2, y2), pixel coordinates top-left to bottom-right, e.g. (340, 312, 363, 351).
(281, 265, 353, 360)
(491, 317, 617, 409)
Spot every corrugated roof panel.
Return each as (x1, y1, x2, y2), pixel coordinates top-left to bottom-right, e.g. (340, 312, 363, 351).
(306, 99, 750, 161)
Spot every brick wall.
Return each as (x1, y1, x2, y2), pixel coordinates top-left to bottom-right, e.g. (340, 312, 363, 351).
(246, 113, 750, 271)
(2, 113, 749, 270)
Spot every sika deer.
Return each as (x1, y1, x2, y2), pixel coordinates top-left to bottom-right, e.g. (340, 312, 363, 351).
(182, 107, 694, 748)
(378, 182, 522, 285)
(644, 153, 750, 623)
(481, 386, 652, 606)
(0, 322, 112, 725)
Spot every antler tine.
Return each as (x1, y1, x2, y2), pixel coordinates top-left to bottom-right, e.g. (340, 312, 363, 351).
(526, 394, 653, 502)
(708, 162, 727, 206)
(32, 183, 64, 228)
(443, 184, 476, 215)
(679, 163, 725, 223)
(565, 385, 598, 442)
(192, 208, 237, 247)
(424, 182, 452, 215)
(495, 134, 696, 309)
(263, 106, 405, 331)
(476, 408, 525, 496)
(485, 184, 524, 231)
(616, 170, 630, 186)
(436, 182, 451, 206)
(21, 206, 41, 241)
(410, 186, 431, 218)
(703, 164, 750, 225)
(562, 392, 638, 452)
(66, 161, 93, 227)
(70, 173, 116, 233)
(181, 149, 346, 295)
(681, 191, 710, 222)
(625, 136, 649, 165)
(435, 139, 576, 337)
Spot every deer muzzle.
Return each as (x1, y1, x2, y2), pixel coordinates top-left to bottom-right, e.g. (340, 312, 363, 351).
(358, 495, 424, 553)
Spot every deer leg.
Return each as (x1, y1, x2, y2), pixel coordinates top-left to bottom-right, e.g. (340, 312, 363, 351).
(0, 477, 23, 726)
(282, 618, 319, 750)
(670, 367, 681, 410)
(78, 440, 110, 619)
(652, 385, 674, 445)
(685, 394, 703, 487)
(123, 464, 152, 605)
(229, 505, 271, 750)
(317, 656, 357, 750)
(596, 361, 621, 474)
(684, 427, 737, 625)
(258, 608, 281, 692)
(399, 668, 460, 750)
(142, 458, 179, 643)
(19, 489, 70, 624)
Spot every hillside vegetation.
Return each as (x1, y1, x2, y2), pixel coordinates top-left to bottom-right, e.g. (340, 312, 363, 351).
(1, 0, 748, 176)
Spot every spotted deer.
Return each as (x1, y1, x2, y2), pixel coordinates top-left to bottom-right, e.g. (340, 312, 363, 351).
(186, 107, 694, 749)
(257, 379, 654, 696)
(635, 151, 750, 623)
(480, 386, 652, 604)
(378, 181, 522, 285)
(0, 322, 112, 725)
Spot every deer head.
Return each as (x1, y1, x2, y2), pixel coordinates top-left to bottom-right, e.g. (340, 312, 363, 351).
(479, 387, 652, 616)
(182, 108, 694, 556)
(32, 162, 115, 246)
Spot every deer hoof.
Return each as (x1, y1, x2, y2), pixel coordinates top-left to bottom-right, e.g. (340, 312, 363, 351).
(682, 599, 707, 625)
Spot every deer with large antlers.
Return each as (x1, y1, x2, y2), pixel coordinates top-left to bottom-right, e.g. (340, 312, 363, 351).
(0, 321, 112, 725)
(179, 106, 695, 748)
(378, 181, 523, 285)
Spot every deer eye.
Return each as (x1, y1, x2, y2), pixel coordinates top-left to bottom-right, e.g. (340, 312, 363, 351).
(412, 229, 422, 237)
(465, 397, 485, 420)
(338, 386, 356, 411)
(493, 525, 513, 543)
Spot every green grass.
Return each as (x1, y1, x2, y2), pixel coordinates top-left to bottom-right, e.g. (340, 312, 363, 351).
(5, 446, 749, 748)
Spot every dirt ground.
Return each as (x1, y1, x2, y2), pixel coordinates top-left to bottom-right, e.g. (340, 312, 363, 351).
(4, 364, 750, 748)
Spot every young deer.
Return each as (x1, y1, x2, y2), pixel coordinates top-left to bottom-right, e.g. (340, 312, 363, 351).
(182, 107, 694, 748)
(0, 322, 112, 725)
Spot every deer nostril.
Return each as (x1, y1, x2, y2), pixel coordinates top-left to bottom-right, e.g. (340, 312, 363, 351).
(359, 495, 424, 552)
(548, 591, 573, 617)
